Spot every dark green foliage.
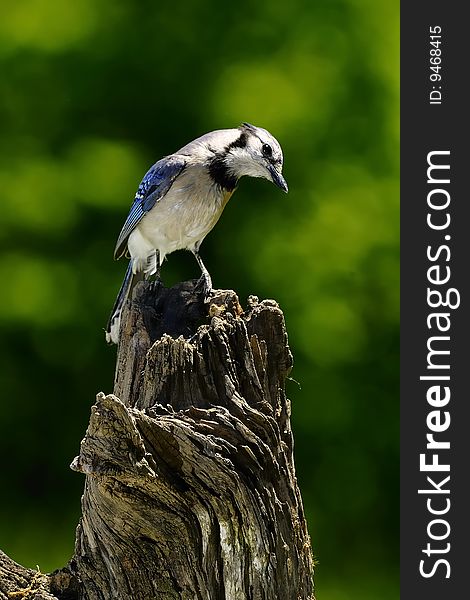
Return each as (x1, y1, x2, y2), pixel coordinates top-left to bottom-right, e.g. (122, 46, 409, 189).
(0, 1, 398, 598)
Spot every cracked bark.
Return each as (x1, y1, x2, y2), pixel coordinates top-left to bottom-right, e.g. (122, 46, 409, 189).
(0, 280, 314, 600)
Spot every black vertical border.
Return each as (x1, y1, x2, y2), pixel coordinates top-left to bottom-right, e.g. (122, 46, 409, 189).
(401, 3, 468, 598)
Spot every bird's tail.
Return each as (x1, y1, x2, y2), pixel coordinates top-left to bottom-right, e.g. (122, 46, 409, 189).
(106, 262, 142, 344)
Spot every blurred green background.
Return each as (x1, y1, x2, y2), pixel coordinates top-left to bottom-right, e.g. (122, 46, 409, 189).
(0, 0, 398, 598)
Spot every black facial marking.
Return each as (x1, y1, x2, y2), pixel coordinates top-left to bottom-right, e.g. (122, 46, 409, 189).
(227, 131, 248, 150)
(208, 154, 238, 191)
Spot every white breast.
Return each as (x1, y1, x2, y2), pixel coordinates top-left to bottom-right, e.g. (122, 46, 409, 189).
(127, 165, 233, 274)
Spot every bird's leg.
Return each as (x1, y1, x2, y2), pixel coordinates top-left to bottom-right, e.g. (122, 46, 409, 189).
(155, 249, 161, 281)
(148, 250, 163, 295)
(192, 249, 212, 294)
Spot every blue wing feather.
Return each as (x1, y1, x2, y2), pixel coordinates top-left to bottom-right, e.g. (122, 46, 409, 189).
(114, 155, 187, 259)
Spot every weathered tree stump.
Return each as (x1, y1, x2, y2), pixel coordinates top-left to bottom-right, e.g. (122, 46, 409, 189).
(0, 281, 314, 600)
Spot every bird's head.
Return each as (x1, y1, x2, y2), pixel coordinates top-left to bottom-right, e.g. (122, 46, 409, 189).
(210, 123, 288, 193)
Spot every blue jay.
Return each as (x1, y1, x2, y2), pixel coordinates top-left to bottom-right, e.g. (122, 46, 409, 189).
(106, 122, 288, 344)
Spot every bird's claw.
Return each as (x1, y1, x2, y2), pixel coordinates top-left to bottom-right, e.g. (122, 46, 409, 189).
(195, 273, 212, 298)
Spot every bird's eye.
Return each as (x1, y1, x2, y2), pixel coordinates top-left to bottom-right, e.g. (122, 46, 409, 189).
(262, 143, 273, 158)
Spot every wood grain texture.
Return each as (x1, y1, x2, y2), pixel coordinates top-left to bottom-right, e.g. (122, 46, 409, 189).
(0, 551, 58, 600)
(1, 280, 314, 600)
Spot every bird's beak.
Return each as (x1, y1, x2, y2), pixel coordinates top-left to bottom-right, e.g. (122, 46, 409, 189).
(268, 164, 288, 193)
